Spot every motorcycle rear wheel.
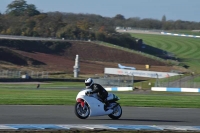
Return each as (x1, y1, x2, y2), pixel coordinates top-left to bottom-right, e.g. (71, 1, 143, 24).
(108, 103, 122, 119)
(74, 102, 90, 119)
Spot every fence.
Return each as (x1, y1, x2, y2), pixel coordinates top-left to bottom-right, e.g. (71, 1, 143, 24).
(93, 74, 134, 87)
(0, 70, 21, 78)
(155, 75, 200, 88)
(0, 70, 49, 79)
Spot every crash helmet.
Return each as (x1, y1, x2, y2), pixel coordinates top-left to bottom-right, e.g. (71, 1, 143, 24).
(85, 78, 94, 89)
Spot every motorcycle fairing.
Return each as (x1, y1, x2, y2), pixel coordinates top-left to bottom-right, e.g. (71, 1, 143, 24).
(78, 95, 113, 116)
(76, 89, 113, 116)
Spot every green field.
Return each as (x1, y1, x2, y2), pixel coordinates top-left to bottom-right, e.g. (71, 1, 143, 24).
(130, 33, 200, 73)
(0, 82, 200, 108)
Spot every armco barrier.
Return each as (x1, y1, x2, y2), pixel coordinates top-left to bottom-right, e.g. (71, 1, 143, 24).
(151, 87, 200, 92)
(161, 32, 200, 38)
(105, 87, 133, 91)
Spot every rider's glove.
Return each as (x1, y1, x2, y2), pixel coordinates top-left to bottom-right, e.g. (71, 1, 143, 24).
(85, 91, 90, 95)
(86, 91, 92, 95)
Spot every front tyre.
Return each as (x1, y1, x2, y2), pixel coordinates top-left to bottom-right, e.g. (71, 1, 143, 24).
(74, 102, 90, 119)
(108, 104, 122, 119)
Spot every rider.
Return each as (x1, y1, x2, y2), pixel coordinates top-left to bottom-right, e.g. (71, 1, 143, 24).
(85, 78, 109, 107)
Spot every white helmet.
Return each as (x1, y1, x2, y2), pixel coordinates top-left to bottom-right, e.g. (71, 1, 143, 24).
(85, 78, 93, 88)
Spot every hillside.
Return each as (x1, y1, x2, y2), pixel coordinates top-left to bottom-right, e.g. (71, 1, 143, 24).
(0, 39, 184, 75)
(128, 32, 200, 73)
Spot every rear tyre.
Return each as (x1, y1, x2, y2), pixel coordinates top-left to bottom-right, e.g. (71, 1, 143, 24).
(108, 104, 122, 119)
(74, 102, 90, 119)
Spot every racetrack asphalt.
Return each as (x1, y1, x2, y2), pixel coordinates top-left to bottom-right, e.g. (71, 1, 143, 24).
(0, 105, 200, 126)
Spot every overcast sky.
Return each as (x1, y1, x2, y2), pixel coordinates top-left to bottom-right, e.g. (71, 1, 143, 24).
(1, 0, 199, 22)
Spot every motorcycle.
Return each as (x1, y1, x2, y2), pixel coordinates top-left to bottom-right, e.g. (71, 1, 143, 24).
(75, 88, 122, 119)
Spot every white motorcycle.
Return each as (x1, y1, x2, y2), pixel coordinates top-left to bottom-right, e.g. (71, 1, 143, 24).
(75, 88, 122, 119)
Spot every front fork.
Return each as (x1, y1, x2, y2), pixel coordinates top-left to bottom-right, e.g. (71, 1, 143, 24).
(77, 98, 87, 110)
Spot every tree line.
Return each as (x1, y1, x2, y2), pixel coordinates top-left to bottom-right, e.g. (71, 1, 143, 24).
(0, 0, 200, 50)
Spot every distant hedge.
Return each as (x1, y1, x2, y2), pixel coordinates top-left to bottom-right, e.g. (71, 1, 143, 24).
(0, 39, 72, 54)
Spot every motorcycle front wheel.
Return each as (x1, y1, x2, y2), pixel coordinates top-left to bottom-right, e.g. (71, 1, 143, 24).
(108, 104, 122, 119)
(74, 102, 90, 119)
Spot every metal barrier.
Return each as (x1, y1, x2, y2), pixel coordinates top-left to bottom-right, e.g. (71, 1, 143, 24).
(93, 75, 133, 87)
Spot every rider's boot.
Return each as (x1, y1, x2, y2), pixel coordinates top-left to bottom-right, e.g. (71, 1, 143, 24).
(104, 99, 110, 110)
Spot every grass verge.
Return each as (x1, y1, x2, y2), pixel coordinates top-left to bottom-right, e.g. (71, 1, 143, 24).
(0, 82, 200, 108)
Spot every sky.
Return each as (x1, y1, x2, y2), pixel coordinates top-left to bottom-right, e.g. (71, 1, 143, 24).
(0, 0, 200, 22)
